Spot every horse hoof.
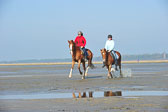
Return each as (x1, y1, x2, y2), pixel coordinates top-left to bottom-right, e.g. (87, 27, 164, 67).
(80, 72, 83, 75)
(69, 75, 72, 78)
(107, 76, 111, 79)
(111, 68, 115, 72)
(120, 73, 123, 78)
(69, 74, 72, 78)
(82, 76, 85, 79)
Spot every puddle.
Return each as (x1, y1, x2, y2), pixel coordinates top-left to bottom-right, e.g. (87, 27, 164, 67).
(0, 91, 168, 100)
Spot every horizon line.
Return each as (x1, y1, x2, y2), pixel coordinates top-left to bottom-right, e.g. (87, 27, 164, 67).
(0, 60, 168, 66)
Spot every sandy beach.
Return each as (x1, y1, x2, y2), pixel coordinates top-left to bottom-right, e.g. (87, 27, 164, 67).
(0, 62, 168, 112)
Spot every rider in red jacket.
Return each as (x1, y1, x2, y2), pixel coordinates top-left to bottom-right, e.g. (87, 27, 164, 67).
(74, 34, 86, 47)
(74, 31, 88, 61)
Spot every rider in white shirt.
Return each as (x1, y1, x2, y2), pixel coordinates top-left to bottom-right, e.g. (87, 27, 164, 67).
(105, 35, 115, 51)
(103, 35, 117, 69)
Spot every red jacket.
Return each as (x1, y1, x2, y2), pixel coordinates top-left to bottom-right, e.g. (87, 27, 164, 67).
(74, 36, 86, 47)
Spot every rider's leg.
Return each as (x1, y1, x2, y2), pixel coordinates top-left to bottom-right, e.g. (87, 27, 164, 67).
(79, 47, 84, 54)
(114, 51, 118, 64)
(112, 51, 118, 70)
(82, 47, 88, 61)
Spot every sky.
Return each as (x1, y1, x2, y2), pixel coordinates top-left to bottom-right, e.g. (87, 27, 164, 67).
(0, 0, 168, 61)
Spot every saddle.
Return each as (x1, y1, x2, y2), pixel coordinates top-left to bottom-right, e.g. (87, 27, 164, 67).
(80, 47, 88, 56)
(110, 51, 114, 59)
(110, 50, 118, 64)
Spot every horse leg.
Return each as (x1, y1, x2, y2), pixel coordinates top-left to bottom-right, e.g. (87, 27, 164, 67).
(107, 65, 112, 79)
(85, 58, 90, 77)
(119, 62, 123, 77)
(78, 60, 82, 75)
(87, 50, 94, 69)
(108, 65, 112, 79)
(82, 62, 86, 79)
(85, 66, 90, 77)
(115, 62, 118, 71)
(111, 66, 115, 78)
(69, 60, 75, 78)
(115, 65, 118, 71)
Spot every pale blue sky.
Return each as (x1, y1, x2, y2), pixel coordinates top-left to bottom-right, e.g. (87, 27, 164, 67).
(0, 0, 168, 61)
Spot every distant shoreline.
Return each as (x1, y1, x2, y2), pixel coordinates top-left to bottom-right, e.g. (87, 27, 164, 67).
(0, 60, 168, 66)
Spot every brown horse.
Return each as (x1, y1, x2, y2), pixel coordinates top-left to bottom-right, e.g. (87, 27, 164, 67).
(68, 40, 94, 79)
(100, 48, 122, 78)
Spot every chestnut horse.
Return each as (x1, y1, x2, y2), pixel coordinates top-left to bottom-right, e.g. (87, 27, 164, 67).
(68, 40, 94, 79)
(100, 48, 122, 78)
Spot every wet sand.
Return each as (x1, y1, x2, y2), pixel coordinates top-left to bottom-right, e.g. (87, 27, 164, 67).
(0, 63, 168, 112)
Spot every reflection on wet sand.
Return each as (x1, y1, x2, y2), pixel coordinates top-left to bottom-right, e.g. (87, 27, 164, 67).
(73, 91, 122, 98)
(73, 92, 93, 98)
(1, 91, 168, 100)
(104, 91, 122, 97)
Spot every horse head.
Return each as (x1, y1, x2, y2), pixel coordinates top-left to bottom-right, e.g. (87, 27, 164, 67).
(100, 48, 107, 62)
(68, 40, 76, 55)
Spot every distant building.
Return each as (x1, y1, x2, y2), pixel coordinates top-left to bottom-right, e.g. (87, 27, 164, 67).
(163, 52, 166, 59)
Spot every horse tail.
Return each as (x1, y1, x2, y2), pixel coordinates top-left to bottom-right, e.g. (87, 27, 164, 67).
(115, 51, 121, 62)
(87, 49, 95, 69)
(89, 58, 95, 69)
(115, 51, 122, 68)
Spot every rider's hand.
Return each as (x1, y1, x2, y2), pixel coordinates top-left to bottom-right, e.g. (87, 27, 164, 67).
(81, 46, 84, 48)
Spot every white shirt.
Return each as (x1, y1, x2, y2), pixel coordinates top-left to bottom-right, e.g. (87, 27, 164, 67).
(105, 40, 115, 51)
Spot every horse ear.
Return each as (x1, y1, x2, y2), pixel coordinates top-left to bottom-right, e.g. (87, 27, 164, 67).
(100, 49, 102, 51)
(68, 40, 70, 43)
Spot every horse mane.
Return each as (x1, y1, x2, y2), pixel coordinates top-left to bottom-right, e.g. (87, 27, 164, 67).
(71, 40, 81, 51)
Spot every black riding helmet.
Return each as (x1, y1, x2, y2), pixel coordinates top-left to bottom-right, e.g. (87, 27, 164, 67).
(108, 35, 112, 38)
(78, 31, 83, 36)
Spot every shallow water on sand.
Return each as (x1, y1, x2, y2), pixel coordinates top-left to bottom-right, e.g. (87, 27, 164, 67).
(0, 63, 167, 77)
(0, 63, 168, 100)
(0, 91, 168, 99)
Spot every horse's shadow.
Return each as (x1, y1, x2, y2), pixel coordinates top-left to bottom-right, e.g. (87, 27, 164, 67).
(85, 75, 103, 79)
